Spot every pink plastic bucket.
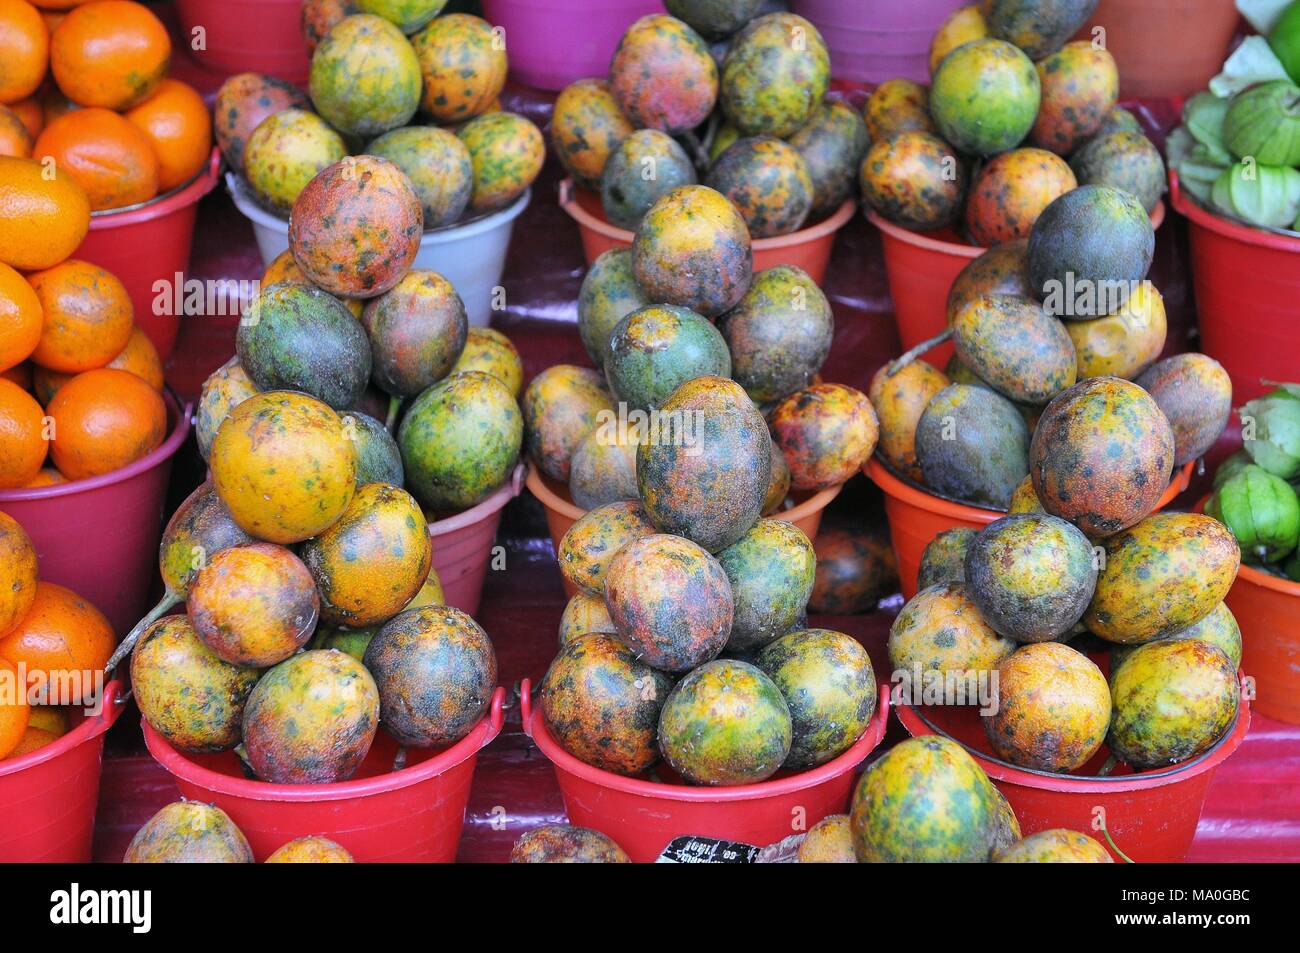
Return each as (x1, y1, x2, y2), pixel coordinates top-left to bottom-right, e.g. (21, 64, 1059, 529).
(480, 0, 661, 91)
(143, 687, 505, 862)
(427, 464, 524, 617)
(176, 0, 311, 85)
(75, 149, 223, 360)
(0, 393, 191, 637)
(791, 0, 966, 85)
(0, 681, 125, 862)
(522, 679, 890, 862)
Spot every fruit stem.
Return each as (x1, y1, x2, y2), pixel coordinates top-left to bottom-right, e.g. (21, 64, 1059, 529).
(104, 592, 180, 674)
(385, 395, 404, 433)
(1096, 753, 1119, 777)
(393, 746, 408, 772)
(885, 329, 954, 378)
(1100, 821, 1136, 864)
(680, 129, 712, 175)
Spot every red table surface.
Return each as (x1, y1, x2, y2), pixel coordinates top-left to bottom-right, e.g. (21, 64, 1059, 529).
(85, 42, 1299, 861)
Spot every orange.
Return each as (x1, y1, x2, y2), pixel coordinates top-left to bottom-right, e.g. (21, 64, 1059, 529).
(23, 466, 61, 485)
(49, 0, 170, 110)
(125, 78, 211, 192)
(0, 259, 41, 371)
(31, 326, 161, 400)
(0, 0, 48, 105)
(47, 367, 165, 478)
(31, 0, 92, 8)
(0, 510, 38, 636)
(0, 377, 47, 487)
(27, 259, 133, 372)
(7, 94, 41, 137)
(0, 103, 32, 156)
(6, 724, 56, 757)
(0, 656, 29, 758)
(0, 580, 114, 705)
(27, 704, 67, 734)
(0, 155, 90, 271)
(33, 107, 159, 211)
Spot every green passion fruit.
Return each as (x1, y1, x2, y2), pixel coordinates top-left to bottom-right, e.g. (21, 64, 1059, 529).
(930, 38, 1040, 156)
(510, 826, 630, 863)
(451, 327, 523, 398)
(600, 129, 697, 231)
(308, 13, 421, 138)
(568, 425, 639, 510)
(916, 384, 1029, 509)
(557, 500, 657, 596)
(1135, 354, 1233, 468)
(918, 527, 977, 590)
(992, 829, 1112, 862)
(664, 0, 764, 39)
(946, 240, 1035, 326)
(868, 359, 951, 483)
(716, 519, 816, 653)
(1070, 130, 1166, 214)
(196, 357, 259, 461)
(888, 582, 1016, 676)
(860, 130, 966, 231)
(343, 410, 404, 485)
(770, 383, 879, 492)
(720, 13, 830, 138)
(950, 293, 1077, 405)
(1030, 40, 1118, 156)
(609, 14, 718, 135)
(411, 13, 506, 124)
(521, 364, 613, 482)
(986, 0, 1099, 60)
(1110, 601, 1243, 672)
(243, 109, 347, 213)
(808, 523, 898, 614)
(213, 73, 311, 174)
(787, 98, 869, 218)
(356, 0, 447, 34)
(558, 592, 617, 646)
(361, 270, 467, 398)
(863, 78, 936, 142)
(577, 248, 650, 370)
(157, 481, 256, 602)
(367, 126, 472, 228)
(457, 111, 545, 213)
(706, 136, 814, 238)
(604, 304, 730, 411)
(124, 802, 252, 864)
(551, 79, 635, 192)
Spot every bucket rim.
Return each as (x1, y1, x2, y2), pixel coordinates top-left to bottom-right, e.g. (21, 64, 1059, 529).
(428, 464, 524, 536)
(88, 148, 222, 228)
(558, 177, 856, 250)
(896, 685, 1251, 791)
(142, 685, 506, 802)
(0, 680, 125, 778)
(0, 390, 192, 503)
(522, 678, 890, 802)
(1170, 170, 1300, 252)
(1193, 494, 1300, 597)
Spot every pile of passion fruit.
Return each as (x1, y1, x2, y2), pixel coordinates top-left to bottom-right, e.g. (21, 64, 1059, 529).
(125, 800, 355, 863)
(551, 5, 867, 239)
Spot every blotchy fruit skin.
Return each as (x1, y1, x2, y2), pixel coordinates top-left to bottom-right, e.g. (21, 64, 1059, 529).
(244, 109, 348, 214)
(357, 0, 447, 33)
(243, 650, 379, 783)
(930, 4, 989, 75)
(1108, 638, 1239, 770)
(237, 282, 371, 411)
(558, 592, 616, 646)
(717, 520, 816, 653)
(706, 136, 813, 238)
(863, 79, 936, 142)
(210, 391, 357, 544)
(1030, 41, 1117, 156)
(1111, 601, 1242, 671)
(600, 129, 696, 231)
(568, 426, 638, 510)
(451, 326, 522, 397)
(361, 270, 467, 397)
(964, 148, 1077, 246)
(510, 826, 630, 863)
(604, 534, 733, 673)
(984, 642, 1110, 771)
(344, 410, 403, 485)
(869, 359, 950, 483)
(1029, 377, 1175, 538)
(311, 623, 377, 661)
(721, 265, 833, 406)
(990, 785, 1022, 850)
(889, 582, 1016, 674)
(965, 515, 1097, 643)
(196, 359, 258, 461)
(540, 634, 674, 776)
(631, 185, 752, 318)
(605, 304, 730, 411)
(860, 130, 966, 231)
(951, 294, 1076, 405)
(992, 829, 1112, 862)
(363, 605, 496, 748)
(610, 14, 717, 135)
(946, 240, 1034, 327)
(266, 835, 355, 863)
(764, 436, 792, 514)
(658, 659, 791, 785)
(124, 802, 252, 864)
(1070, 131, 1165, 214)
(308, 14, 420, 137)
(213, 73, 310, 173)
(771, 383, 879, 492)
(1135, 355, 1231, 468)
(557, 501, 657, 596)
(721, 13, 830, 138)
(0, 513, 37, 637)
(457, 111, 544, 213)
(797, 814, 857, 863)
(665, 0, 763, 39)
(917, 528, 977, 589)
(809, 524, 898, 614)
(1085, 513, 1240, 644)
(1066, 280, 1166, 381)
(787, 99, 869, 218)
(756, 628, 876, 769)
(132, 615, 259, 754)
(551, 79, 634, 191)
(636, 375, 771, 552)
(850, 735, 999, 863)
(930, 39, 1040, 156)
(521, 364, 613, 482)
(411, 13, 505, 123)
(367, 126, 472, 228)
(1007, 475, 1045, 514)
(398, 370, 522, 512)
(289, 155, 422, 299)
(157, 482, 255, 599)
(987, 0, 1099, 60)
(303, 0, 359, 53)
(578, 249, 649, 370)
(916, 384, 1029, 509)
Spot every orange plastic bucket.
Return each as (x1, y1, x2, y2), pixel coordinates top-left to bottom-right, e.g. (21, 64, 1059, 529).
(428, 465, 524, 617)
(866, 456, 1195, 599)
(0, 681, 125, 862)
(522, 678, 890, 862)
(524, 463, 844, 598)
(869, 199, 1167, 367)
(75, 149, 222, 360)
(142, 686, 506, 862)
(559, 179, 855, 285)
(897, 685, 1251, 863)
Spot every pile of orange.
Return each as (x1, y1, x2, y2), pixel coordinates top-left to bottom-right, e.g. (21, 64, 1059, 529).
(0, 511, 113, 761)
(0, 0, 211, 210)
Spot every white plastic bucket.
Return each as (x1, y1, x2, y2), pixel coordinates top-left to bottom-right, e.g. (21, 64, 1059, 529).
(226, 173, 529, 326)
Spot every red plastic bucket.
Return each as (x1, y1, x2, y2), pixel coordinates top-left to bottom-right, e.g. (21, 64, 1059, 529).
(869, 199, 1167, 367)
(866, 456, 1195, 600)
(790, 0, 965, 85)
(560, 179, 855, 286)
(480, 0, 661, 91)
(1170, 172, 1299, 402)
(75, 149, 223, 360)
(142, 686, 506, 862)
(521, 678, 890, 862)
(0, 681, 125, 862)
(897, 685, 1251, 863)
(176, 0, 311, 85)
(0, 393, 192, 637)
(428, 464, 524, 617)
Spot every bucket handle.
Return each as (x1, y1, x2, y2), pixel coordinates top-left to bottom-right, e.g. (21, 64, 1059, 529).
(87, 680, 124, 740)
(510, 463, 525, 498)
(485, 685, 506, 741)
(558, 178, 575, 209)
(519, 678, 534, 738)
